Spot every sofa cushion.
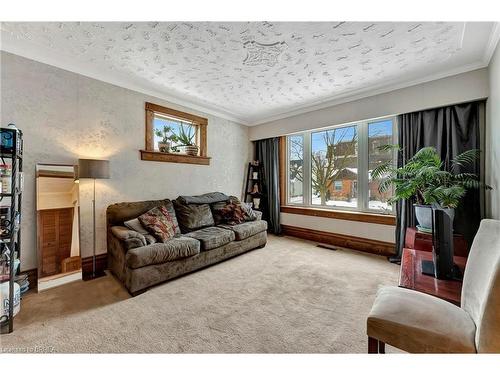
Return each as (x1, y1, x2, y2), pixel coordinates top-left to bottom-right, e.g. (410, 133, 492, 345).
(111, 226, 147, 250)
(173, 201, 215, 233)
(185, 226, 235, 251)
(253, 210, 263, 221)
(219, 220, 268, 241)
(177, 192, 229, 205)
(138, 206, 178, 242)
(126, 237, 200, 269)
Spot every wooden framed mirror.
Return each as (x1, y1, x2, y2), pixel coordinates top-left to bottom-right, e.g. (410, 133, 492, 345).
(36, 163, 81, 291)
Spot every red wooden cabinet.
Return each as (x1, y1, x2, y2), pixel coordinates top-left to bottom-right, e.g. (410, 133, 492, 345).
(405, 227, 469, 257)
(399, 248, 466, 306)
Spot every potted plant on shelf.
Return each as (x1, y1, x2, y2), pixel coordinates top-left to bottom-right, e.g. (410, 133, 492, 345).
(154, 125, 178, 153)
(371, 146, 491, 231)
(177, 123, 199, 156)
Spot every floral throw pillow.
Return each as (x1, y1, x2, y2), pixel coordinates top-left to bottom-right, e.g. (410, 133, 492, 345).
(215, 202, 246, 225)
(138, 206, 178, 243)
(228, 196, 257, 221)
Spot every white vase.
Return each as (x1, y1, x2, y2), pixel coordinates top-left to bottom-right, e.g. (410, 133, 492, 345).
(414, 204, 433, 230)
(253, 197, 261, 209)
(415, 204, 455, 231)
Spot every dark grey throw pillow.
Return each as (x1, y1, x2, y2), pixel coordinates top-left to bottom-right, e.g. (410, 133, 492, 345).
(124, 218, 149, 235)
(173, 201, 215, 233)
(210, 200, 228, 225)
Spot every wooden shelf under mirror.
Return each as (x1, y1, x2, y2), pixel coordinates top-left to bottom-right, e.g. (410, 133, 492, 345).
(140, 150, 211, 165)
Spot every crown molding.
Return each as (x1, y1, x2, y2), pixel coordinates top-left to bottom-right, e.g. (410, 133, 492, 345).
(2, 22, 497, 128)
(483, 22, 500, 64)
(0, 33, 249, 126)
(248, 60, 488, 126)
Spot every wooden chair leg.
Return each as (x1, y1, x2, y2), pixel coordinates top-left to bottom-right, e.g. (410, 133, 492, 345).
(378, 341, 385, 354)
(368, 336, 379, 353)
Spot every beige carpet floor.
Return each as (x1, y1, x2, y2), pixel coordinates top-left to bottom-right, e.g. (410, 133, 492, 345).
(1, 235, 400, 353)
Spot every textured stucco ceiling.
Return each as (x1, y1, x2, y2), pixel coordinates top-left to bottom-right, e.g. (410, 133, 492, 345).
(1, 22, 497, 124)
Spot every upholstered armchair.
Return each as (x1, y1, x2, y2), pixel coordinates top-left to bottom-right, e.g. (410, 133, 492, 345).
(366, 219, 500, 353)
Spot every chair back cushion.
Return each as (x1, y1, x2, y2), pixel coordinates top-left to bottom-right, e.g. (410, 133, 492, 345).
(461, 219, 500, 352)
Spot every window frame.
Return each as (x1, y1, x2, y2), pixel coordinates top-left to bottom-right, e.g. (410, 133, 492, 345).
(285, 115, 397, 215)
(140, 102, 210, 165)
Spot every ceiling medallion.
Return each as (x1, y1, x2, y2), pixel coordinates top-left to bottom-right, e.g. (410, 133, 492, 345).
(242, 40, 288, 67)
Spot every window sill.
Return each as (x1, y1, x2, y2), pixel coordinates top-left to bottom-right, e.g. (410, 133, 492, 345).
(280, 205, 396, 225)
(140, 150, 211, 165)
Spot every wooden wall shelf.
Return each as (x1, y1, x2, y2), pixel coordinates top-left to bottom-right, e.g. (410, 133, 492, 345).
(140, 150, 211, 165)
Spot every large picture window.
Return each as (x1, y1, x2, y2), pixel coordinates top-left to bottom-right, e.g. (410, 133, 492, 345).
(285, 116, 396, 214)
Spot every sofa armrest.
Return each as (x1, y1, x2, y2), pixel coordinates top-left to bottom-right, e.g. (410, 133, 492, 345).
(253, 210, 263, 221)
(111, 226, 147, 250)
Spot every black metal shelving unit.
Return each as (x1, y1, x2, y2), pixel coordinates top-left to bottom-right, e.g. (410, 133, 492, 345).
(244, 162, 267, 219)
(0, 124, 23, 334)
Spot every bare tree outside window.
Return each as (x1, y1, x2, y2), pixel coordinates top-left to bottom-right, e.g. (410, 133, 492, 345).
(311, 126, 358, 206)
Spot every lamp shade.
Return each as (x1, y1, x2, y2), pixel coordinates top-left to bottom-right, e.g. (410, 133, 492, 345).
(78, 159, 110, 179)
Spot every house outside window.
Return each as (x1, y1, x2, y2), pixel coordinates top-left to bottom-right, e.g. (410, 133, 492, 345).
(285, 116, 396, 214)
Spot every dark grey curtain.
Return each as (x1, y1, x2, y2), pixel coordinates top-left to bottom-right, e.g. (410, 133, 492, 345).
(255, 137, 281, 234)
(395, 101, 485, 260)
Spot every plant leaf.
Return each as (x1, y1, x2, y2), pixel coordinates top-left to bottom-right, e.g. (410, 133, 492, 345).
(451, 149, 480, 172)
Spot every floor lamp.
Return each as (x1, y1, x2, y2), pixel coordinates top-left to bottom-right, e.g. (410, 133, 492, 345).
(78, 159, 110, 279)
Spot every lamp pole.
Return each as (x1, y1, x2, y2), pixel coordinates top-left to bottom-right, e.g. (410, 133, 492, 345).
(78, 158, 109, 280)
(92, 178, 96, 278)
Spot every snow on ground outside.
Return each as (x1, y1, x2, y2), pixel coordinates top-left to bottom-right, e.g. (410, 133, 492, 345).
(289, 196, 392, 211)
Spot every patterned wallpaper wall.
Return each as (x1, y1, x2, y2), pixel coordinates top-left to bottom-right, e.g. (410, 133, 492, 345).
(0, 52, 251, 270)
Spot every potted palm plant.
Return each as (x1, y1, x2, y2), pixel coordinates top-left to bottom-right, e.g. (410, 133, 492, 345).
(177, 123, 199, 156)
(372, 146, 491, 230)
(154, 125, 178, 153)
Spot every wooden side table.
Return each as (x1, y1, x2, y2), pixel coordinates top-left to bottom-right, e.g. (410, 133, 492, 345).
(398, 248, 467, 306)
(405, 227, 469, 257)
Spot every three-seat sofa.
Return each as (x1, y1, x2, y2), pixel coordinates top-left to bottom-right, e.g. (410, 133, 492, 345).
(106, 192, 267, 295)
